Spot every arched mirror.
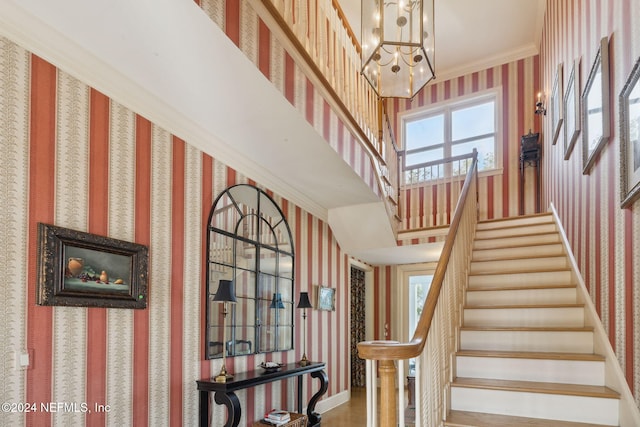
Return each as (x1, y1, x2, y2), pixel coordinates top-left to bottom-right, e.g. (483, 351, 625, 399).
(206, 184, 295, 359)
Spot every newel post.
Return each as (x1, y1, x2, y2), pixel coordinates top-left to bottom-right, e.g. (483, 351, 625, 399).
(378, 360, 397, 426)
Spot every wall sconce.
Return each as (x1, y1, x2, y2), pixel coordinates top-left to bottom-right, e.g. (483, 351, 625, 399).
(213, 279, 237, 383)
(535, 92, 547, 115)
(296, 292, 313, 366)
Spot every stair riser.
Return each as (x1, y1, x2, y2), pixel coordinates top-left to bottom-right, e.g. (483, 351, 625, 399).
(468, 270, 573, 289)
(466, 287, 577, 306)
(475, 223, 557, 239)
(470, 257, 568, 274)
(476, 215, 554, 230)
(460, 330, 594, 353)
(473, 233, 561, 250)
(472, 244, 565, 261)
(456, 356, 605, 386)
(463, 307, 584, 328)
(450, 387, 619, 425)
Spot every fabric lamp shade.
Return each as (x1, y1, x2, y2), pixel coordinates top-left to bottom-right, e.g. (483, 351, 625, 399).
(297, 292, 312, 309)
(213, 279, 237, 303)
(270, 293, 285, 309)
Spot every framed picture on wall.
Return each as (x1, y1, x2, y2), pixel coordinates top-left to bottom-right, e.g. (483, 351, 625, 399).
(36, 223, 149, 309)
(551, 63, 564, 145)
(619, 56, 640, 208)
(563, 58, 581, 160)
(582, 36, 610, 175)
(316, 285, 336, 311)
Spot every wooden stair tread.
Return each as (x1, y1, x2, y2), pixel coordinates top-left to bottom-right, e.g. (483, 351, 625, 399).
(478, 212, 553, 224)
(474, 231, 558, 241)
(455, 350, 606, 361)
(461, 326, 593, 332)
(477, 213, 553, 225)
(471, 254, 565, 262)
(473, 240, 561, 249)
(467, 283, 577, 292)
(445, 410, 617, 427)
(469, 267, 571, 276)
(464, 303, 584, 309)
(452, 377, 620, 399)
(471, 255, 566, 262)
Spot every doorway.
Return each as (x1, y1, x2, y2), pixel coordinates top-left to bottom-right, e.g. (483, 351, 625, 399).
(350, 265, 366, 387)
(397, 264, 436, 375)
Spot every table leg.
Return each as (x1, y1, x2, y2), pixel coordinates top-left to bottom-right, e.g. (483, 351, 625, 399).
(307, 369, 328, 427)
(214, 391, 241, 427)
(200, 391, 209, 427)
(297, 375, 303, 414)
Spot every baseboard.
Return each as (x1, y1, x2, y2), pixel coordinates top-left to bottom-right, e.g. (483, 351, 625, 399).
(315, 389, 350, 414)
(550, 203, 640, 427)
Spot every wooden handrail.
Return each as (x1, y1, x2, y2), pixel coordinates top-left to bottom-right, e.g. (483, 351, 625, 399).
(404, 151, 476, 172)
(357, 149, 478, 361)
(254, 0, 384, 165)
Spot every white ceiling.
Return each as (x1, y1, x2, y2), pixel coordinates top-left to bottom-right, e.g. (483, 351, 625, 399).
(340, 0, 546, 82)
(0, 0, 546, 265)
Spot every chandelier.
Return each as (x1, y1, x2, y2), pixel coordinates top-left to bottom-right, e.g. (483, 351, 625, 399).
(361, 0, 435, 99)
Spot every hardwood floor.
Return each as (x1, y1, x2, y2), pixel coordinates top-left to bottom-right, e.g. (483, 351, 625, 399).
(319, 387, 411, 427)
(320, 387, 367, 427)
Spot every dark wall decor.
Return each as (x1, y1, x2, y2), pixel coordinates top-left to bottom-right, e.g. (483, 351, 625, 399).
(582, 36, 610, 175)
(564, 58, 581, 160)
(519, 131, 542, 214)
(619, 56, 640, 208)
(205, 184, 295, 360)
(551, 63, 564, 145)
(36, 223, 149, 309)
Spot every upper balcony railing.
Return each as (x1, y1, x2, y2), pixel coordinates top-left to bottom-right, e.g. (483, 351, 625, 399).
(251, 0, 400, 220)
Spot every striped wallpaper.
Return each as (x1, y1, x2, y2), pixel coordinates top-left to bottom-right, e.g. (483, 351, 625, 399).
(387, 56, 542, 228)
(0, 35, 350, 427)
(199, 0, 381, 202)
(540, 0, 639, 405)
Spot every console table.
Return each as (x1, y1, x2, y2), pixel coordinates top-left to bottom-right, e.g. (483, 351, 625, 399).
(197, 362, 328, 427)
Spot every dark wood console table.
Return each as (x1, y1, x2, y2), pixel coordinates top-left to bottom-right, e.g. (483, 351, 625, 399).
(197, 362, 328, 427)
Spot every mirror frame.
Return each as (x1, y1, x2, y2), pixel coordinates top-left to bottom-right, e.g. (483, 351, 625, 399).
(619, 56, 640, 208)
(563, 59, 581, 160)
(551, 63, 564, 146)
(205, 184, 295, 360)
(582, 36, 610, 175)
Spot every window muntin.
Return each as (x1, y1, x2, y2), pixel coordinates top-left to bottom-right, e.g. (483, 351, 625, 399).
(206, 184, 295, 359)
(403, 91, 500, 182)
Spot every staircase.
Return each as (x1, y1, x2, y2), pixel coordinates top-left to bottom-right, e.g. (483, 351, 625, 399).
(445, 213, 621, 427)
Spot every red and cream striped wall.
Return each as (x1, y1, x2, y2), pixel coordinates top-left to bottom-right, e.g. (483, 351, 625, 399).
(199, 0, 380, 201)
(540, 0, 640, 404)
(387, 56, 542, 229)
(0, 35, 350, 426)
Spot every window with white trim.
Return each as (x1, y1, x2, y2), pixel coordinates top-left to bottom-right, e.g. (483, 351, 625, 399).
(402, 90, 501, 183)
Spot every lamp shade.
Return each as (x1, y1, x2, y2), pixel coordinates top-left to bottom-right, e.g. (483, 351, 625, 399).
(296, 292, 312, 309)
(269, 293, 285, 309)
(213, 279, 237, 303)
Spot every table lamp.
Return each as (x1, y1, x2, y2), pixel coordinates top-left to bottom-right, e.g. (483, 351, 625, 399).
(213, 279, 237, 383)
(296, 291, 313, 366)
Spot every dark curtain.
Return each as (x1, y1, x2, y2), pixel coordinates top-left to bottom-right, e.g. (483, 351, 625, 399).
(350, 266, 366, 387)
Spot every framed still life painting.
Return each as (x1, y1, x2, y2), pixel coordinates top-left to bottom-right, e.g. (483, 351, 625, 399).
(37, 223, 149, 309)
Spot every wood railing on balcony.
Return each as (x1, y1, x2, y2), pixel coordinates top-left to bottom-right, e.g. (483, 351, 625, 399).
(252, 0, 380, 157)
(400, 152, 478, 230)
(357, 151, 479, 427)
(250, 0, 401, 224)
